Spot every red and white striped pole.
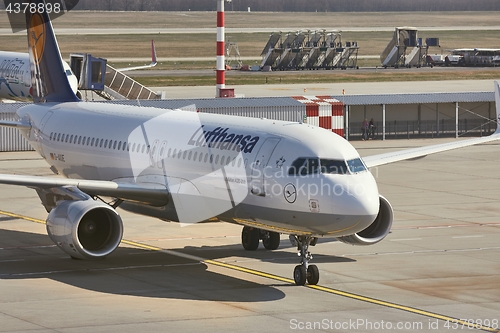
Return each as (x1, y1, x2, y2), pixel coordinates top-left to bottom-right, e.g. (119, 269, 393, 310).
(216, 0, 225, 97)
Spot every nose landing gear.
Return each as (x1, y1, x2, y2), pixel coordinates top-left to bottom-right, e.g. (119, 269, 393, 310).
(290, 235, 319, 285)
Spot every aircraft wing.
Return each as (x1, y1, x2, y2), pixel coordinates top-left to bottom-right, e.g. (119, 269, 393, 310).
(0, 174, 169, 206)
(116, 40, 157, 72)
(362, 134, 500, 168)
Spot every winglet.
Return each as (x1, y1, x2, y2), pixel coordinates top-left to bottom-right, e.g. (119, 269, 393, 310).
(25, 0, 79, 103)
(495, 81, 500, 134)
(116, 40, 158, 72)
(151, 39, 157, 66)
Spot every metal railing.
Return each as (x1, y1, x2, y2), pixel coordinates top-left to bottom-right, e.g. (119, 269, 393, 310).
(350, 119, 496, 140)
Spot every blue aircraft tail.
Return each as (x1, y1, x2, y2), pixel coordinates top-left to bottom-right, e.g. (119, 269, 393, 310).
(25, 0, 79, 103)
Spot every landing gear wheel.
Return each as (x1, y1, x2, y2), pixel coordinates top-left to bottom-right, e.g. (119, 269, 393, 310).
(262, 231, 280, 250)
(307, 264, 320, 285)
(290, 235, 319, 285)
(294, 265, 307, 285)
(241, 226, 259, 251)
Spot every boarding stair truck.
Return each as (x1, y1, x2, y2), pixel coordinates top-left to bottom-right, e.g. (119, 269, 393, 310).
(380, 27, 419, 68)
(337, 42, 359, 69)
(404, 39, 428, 68)
(314, 32, 340, 69)
(298, 31, 322, 69)
(274, 32, 305, 70)
(259, 32, 282, 69)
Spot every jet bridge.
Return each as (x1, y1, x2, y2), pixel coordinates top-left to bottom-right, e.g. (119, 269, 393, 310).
(70, 54, 161, 100)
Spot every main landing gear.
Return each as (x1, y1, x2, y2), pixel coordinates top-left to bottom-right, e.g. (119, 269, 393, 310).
(241, 226, 280, 251)
(290, 235, 319, 286)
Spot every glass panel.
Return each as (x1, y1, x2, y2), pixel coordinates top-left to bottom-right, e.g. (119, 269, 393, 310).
(347, 158, 367, 173)
(320, 159, 349, 174)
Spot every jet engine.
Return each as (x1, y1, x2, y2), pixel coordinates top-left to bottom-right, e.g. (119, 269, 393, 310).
(336, 195, 393, 246)
(46, 200, 123, 259)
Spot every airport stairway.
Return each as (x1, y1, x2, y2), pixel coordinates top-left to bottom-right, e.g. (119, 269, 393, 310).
(98, 65, 161, 100)
(381, 44, 399, 67)
(405, 46, 425, 67)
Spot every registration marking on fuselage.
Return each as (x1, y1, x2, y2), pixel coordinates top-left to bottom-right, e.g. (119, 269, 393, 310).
(0, 209, 498, 333)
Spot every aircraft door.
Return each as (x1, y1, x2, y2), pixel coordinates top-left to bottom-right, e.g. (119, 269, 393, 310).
(36, 111, 53, 158)
(250, 137, 280, 197)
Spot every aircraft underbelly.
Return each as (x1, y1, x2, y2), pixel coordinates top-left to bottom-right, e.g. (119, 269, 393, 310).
(224, 203, 377, 236)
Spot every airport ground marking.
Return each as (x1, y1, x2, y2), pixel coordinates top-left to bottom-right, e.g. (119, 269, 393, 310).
(1, 210, 498, 333)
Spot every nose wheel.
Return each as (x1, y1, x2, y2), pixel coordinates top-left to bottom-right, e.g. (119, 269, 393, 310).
(291, 235, 319, 285)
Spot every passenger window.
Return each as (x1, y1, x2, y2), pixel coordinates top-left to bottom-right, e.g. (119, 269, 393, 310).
(117, 141, 121, 150)
(70, 135, 74, 143)
(220, 156, 225, 165)
(50, 132, 53, 140)
(99, 139, 103, 147)
(104, 140, 108, 148)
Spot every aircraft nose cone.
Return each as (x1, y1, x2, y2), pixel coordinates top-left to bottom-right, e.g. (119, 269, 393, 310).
(331, 172, 379, 217)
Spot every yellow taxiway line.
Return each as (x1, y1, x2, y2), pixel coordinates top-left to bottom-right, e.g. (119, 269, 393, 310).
(1, 209, 498, 333)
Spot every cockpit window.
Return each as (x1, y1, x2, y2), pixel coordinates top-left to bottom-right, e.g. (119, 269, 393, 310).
(319, 159, 349, 174)
(288, 158, 320, 176)
(289, 157, 367, 176)
(347, 158, 367, 173)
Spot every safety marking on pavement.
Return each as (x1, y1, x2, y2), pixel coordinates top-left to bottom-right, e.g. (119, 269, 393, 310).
(0, 210, 46, 224)
(1, 210, 498, 333)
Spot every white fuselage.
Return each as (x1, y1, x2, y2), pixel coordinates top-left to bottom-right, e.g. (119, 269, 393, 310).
(0, 51, 77, 101)
(17, 102, 381, 237)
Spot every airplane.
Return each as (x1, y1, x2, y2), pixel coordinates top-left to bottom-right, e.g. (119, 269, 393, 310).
(0, 41, 157, 101)
(0, 50, 78, 101)
(0, 1, 500, 286)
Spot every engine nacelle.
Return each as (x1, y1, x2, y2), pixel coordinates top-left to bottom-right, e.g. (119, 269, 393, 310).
(46, 200, 123, 259)
(336, 195, 393, 246)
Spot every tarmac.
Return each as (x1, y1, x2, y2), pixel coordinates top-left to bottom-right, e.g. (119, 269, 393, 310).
(153, 78, 500, 99)
(0, 138, 499, 333)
